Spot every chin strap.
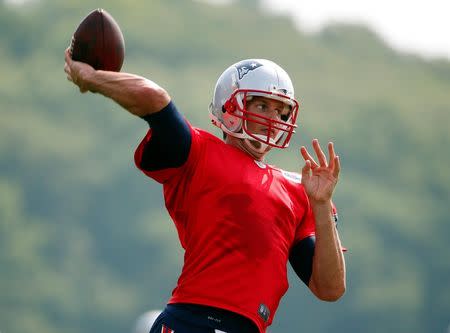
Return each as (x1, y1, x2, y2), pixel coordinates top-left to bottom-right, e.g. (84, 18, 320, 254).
(243, 138, 270, 154)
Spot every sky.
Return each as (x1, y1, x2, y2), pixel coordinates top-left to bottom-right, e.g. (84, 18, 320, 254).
(6, 0, 450, 60)
(201, 0, 450, 60)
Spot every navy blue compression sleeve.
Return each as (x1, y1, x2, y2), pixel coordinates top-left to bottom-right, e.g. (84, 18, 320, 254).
(139, 101, 192, 171)
(289, 235, 315, 286)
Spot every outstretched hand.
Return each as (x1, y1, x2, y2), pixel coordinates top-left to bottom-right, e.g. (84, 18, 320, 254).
(300, 139, 340, 204)
(64, 47, 95, 93)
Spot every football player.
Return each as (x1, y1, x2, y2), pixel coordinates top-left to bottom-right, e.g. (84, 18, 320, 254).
(65, 50, 346, 333)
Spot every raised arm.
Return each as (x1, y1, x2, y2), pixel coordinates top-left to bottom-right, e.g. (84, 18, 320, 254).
(64, 48, 170, 117)
(300, 139, 346, 301)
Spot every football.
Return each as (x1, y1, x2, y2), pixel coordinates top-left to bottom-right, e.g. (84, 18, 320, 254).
(70, 8, 125, 72)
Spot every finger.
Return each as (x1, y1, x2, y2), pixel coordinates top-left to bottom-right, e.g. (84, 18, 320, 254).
(313, 139, 327, 167)
(65, 48, 72, 65)
(64, 63, 71, 75)
(333, 156, 341, 178)
(302, 160, 311, 181)
(300, 146, 319, 168)
(66, 75, 73, 82)
(328, 142, 336, 169)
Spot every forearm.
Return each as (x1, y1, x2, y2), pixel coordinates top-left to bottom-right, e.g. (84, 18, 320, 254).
(309, 200, 346, 301)
(82, 69, 170, 117)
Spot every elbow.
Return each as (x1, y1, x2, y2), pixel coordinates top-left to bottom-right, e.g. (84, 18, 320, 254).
(134, 83, 170, 116)
(309, 278, 346, 302)
(315, 284, 346, 302)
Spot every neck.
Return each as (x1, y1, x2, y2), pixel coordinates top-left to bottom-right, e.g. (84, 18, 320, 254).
(225, 135, 268, 161)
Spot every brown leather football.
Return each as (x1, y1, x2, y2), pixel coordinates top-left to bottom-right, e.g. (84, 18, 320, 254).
(70, 8, 125, 72)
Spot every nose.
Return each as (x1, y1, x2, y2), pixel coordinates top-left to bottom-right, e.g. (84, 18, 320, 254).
(267, 107, 282, 121)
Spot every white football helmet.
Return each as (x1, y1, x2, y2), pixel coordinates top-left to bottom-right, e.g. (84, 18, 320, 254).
(209, 59, 299, 151)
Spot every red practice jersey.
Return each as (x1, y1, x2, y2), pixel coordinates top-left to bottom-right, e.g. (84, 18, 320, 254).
(135, 124, 316, 333)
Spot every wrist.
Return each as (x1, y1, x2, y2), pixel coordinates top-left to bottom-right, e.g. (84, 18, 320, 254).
(80, 67, 97, 92)
(310, 200, 334, 225)
(310, 198, 332, 210)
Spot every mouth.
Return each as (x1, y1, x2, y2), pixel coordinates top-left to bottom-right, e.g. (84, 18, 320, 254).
(260, 128, 277, 138)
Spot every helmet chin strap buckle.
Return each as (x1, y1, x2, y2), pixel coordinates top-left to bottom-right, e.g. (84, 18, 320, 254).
(224, 98, 237, 113)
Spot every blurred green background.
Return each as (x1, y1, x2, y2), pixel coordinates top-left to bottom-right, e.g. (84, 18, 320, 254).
(1, 0, 449, 332)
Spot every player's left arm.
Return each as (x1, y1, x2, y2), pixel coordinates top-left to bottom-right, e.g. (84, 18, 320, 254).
(299, 139, 346, 301)
(289, 236, 315, 286)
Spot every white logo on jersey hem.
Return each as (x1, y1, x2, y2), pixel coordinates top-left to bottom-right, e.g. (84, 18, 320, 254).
(281, 170, 302, 183)
(215, 330, 227, 333)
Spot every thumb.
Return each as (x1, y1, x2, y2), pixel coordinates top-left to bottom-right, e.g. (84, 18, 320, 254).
(302, 160, 311, 182)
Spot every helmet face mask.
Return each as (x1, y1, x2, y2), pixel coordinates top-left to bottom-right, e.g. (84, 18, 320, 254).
(223, 89, 299, 149)
(209, 59, 300, 150)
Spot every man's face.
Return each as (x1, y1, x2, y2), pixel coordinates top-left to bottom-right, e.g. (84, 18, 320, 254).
(225, 95, 296, 160)
(244, 96, 292, 140)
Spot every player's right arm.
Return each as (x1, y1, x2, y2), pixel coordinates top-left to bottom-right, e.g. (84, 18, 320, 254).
(64, 49, 191, 171)
(64, 48, 170, 117)
(64, 48, 191, 171)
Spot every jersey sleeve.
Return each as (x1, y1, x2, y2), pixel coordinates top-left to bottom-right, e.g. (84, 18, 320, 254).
(134, 114, 203, 184)
(136, 101, 191, 169)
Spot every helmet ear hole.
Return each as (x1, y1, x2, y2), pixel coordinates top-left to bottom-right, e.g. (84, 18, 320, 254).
(224, 99, 236, 113)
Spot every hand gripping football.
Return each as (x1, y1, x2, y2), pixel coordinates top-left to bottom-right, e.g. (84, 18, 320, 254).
(70, 8, 125, 72)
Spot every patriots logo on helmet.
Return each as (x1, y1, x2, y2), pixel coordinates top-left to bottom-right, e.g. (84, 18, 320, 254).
(236, 61, 263, 80)
(161, 324, 175, 333)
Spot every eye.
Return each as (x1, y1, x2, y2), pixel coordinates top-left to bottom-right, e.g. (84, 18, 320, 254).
(256, 103, 267, 111)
